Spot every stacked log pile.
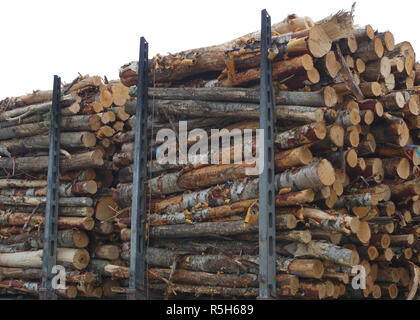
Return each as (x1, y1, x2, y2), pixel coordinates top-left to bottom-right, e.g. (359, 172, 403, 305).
(0, 75, 133, 298)
(2, 9, 420, 300)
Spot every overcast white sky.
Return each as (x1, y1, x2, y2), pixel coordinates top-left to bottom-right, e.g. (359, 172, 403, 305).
(0, 0, 418, 99)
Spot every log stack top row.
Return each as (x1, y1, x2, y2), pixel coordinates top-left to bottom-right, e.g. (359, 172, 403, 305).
(1, 9, 420, 300)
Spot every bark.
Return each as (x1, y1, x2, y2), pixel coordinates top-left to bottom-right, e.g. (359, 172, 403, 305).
(389, 179, 420, 200)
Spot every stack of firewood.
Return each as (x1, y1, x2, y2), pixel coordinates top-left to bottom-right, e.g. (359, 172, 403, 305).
(2, 9, 420, 300)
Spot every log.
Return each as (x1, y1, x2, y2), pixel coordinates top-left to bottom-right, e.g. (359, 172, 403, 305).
(0, 211, 94, 230)
(0, 249, 89, 270)
(274, 122, 327, 149)
(378, 31, 395, 51)
(126, 98, 323, 122)
(326, 148, 358, 169)
(0, 95, 77, 122)
(0, 150, 104, 173)
(0, 230, 89, 249)
(363, 57, 391, 81)
(129, 87, 338, 108)
(380, 92, 406, 111)
(359, 99, 383, 117)
(275, 190, 315, 207)
(382, 158, 411, 180)
(0, 181, 97, 197)
(389, 179, 420, 200)
(149, 215, 296, 238)
(95, 245, 120, 260)
(274, 146, 313, 170)
(0, 196, 93, 207)
(274, 160, 335, 191)
(352, 25, 375, 42)
(283, 241, 359, 266)
(144, 199, 256, 226)
(355, 37, 384, 62)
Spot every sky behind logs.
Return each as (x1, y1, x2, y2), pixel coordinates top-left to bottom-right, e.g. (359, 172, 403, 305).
(0, 0, 417, 98)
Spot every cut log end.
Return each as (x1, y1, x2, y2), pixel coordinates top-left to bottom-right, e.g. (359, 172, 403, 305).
(72, 230, 89, 248)
(396, 158, 411, 180)
(308, 25, 332, 58)
(374, 37, 385, 59)
(365, 25, 375, 40)
(356, 221, 371, 244)
(307, 68, 321, 84)
(95, 197, 118, 221)
(382, 31, 395, 51)
(347, 149, 358, 168)
(323, 87, 338, 107)
(81, 132, 97, 148)
(317, 159, 336, 187)
(356, 59, 366, 73)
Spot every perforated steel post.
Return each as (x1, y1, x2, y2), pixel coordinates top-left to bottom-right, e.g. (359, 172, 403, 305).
(40, 75, 61, 300)
(258, 9, 277, 299)
(128, 37, 149, 300)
